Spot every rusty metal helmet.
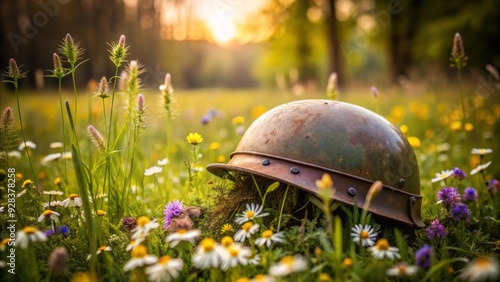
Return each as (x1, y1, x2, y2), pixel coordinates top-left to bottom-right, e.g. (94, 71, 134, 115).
(207, 99, 424, 228)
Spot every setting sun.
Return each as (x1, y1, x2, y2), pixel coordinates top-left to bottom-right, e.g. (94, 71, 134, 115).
(206, 18, 237, 44)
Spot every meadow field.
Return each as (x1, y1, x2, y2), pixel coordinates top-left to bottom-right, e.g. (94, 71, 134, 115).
(0, 35, 499, 281)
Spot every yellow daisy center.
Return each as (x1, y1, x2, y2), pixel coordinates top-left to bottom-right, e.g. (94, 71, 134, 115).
(228, 246, 239, 257)
(159, 255, 172, 264)
(242, 222, 253, 232)
(69, 193, 79, 199)
(262, 230, 273, 238)
(375, 239, 390, 251)
(280, 255, 294, 266)
(343, 258, 353, 267)
(43, 210, 53, 216)
(221, 236, 234, 247)
(253, 275, 266, 282)
(236, 278, 250, 282)
(131, 245, 148, 258)
(1, 238, 11, 246)
(360, 230, 369, 239)
(97, 210, 106, 216)
(137, 216, 150, 226)
(54, 177, 61, 186)
(397, 264, 407, 275)
(245, 210, 255, 219)
(475, 256, 492, 269)
(200, 238, 216, 252)
(98, 246, 108, 251)
(177, 229, 187, 234)
(23, 226, 37, 234)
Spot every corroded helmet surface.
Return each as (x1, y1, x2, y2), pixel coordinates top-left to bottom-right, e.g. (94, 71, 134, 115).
(207, 100, 424, 228)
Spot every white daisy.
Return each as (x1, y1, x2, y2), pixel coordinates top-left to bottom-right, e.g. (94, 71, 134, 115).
(19, 141, 36, 150)
(60, 193, 83, 207)
(41, 153, 62, 165)
(38, 210, 60, 222)
(123, 245, 158, 271)
(8, 151, 21, 159)
(234, 222, 260, 242)
(192, 238, 223, 269)
(62, 152, 72, 159)
(0, 260, 5, 268)
(144, 165, 163, 176)
(126, 238, 145, 251)
(43, 201, 61, 208)
(431, 170, 453, 183)
(43, 190, 64, 196)
(50, 142, 63, 149)
(1, 238, 11, 251)
(254, 230, 285, 247)
(235, 203, 269, 225)
(351, 224, 378, 247)
(248, 254, 261, 266)
(0, 206, 4, 213)
(386, 263, 419, 276)
(471, 148, 493, 155)
(146, 255, 184, 282)
(131, 216, 160, 239)
(87, 245, 112, 260)
(368, 238, 401, 260)
(15, 226, 47, 249)
(268, 255, 308, 277)
(166, 229, 201, 248)
(470, 161, 492, 175)
(220, 242, 252, 271)
(16, 189, 27, 197)
(157, 158, 169, 166)
(459, 256, 499, 282)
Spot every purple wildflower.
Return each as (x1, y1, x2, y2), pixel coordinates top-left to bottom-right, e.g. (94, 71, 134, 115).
(122, 217, 137, 231)
(415, 245, 433, 269)
(463, 187, 478, 202)
(451, 203, 471, 222)
(451, 167, 467, 180)
(488, 179, 499, 196)
(44, 226, 70, 237)
(370, 86, 379, 98)
(163, 200, 183, 230)
(437, 187, 461, 207)
(425, 219, 446, 240)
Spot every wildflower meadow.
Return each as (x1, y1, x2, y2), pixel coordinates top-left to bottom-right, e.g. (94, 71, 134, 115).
(0, 32, 499, 282)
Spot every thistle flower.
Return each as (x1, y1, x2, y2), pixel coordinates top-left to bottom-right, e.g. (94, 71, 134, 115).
(122, 217, 137, 231)
(425, 219, 446, 240)
(488, 179, 499, 196)
(51, 53, 65, 79)
(125, 60, 144, 96)
(437, 187, 461, 207)
(163, 200, 183, 230)
(463, 187, 478, 202)
(370, 86, 379, 98)
(450, 203, 470, 222)
(134, 93, 147, 130)
(58, 33, 84, 67)
(450, 32, 467, 69)
(4, 58, 27, 81)
(48, 247, 68, 276)
(0, 107, 17, 152)
(415, 245, 432, 269)
(95, 76, 110, 99)
(451, 167, 467, 180)
(108, 34, 129, 67)
(87, 125, 106, 152)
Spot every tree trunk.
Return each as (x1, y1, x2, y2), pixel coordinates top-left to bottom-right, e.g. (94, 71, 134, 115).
(327, 0, 343, 87)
